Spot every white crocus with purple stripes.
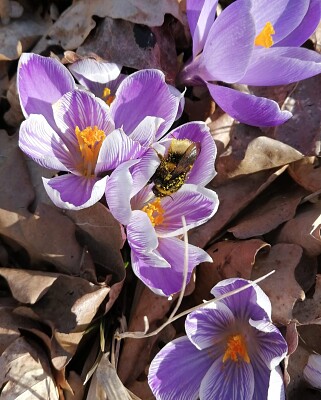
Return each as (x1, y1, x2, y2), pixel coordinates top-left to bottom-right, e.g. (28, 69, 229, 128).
(148, 278, 288, 399)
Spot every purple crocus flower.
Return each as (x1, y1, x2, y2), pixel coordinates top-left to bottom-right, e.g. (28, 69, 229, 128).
(179, 0, 321, 127)
(304, 354, 321, 389)
(17, 54, 183, 209)
(148, 278, 288, 399)
(106, 122, 218, 295)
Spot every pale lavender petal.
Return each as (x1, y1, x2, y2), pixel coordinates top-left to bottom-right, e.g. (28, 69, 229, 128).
(187, 0, 218, 57)
(19, 114, 70, 172)
(18, 53, 75, 126)
(168, 85, 185, 121)
(240, 47, 321, 86)
(95, 128, 143, 173)
(277, 0, 321, 46)
(69, 58, 121, 85)
(199, 356, 255, 400)
(199, 0, 255, 82)
(185, 301, 235, 350)
(267, 367, 285, 400)
(110, 69, 179, 139)
(43, 174, 108, 210)
(130, 148, 161, 199)
(164, 121, 217, 185)
(132, 237, 211, 296)
(129, 116, 164, 147)
(156, 185, 219, 237)
(127, 210, 159, 255)
(249, 319, 288, 369)
(105, 160, 140, 225)
(208, 84, 292, 127)
(148, 336, 213, 400)
(303, 354, 321, 389)
(53, 90, 115, 149)
(210, 278, 272, 322)
(251, 0, 309, 45)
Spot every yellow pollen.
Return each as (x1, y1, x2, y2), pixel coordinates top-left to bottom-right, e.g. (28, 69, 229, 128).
(103, 87, 115, 106)
(75, 125, 106, 177)
(142, 198, 165, 227)
(222, 334, 250, 364)
(254, 22, 275, 48)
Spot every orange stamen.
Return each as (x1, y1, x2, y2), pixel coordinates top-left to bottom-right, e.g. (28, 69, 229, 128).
(222, 334, 250, 364)
(75, 125, 106, 177)
(254, 22, 275, 48)
(103, 87, 115, 106)
(142, 198, 165, 226)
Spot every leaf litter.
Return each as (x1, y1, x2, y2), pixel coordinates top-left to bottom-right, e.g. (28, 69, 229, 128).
(0, 0, 321, 399)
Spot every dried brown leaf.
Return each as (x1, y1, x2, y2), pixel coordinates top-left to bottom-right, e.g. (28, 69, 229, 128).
(288, 157, 321, 193)
(0, 337, 59, 399)
(293, 274, 321, 324)
(193, 239, 270, 304)
(229, 186, 307, 239)
(276, 203, 321, 257)
(77, 17, 178, 82)
(286, 344, 310, 397)
(251, 243, 305, 324)
(0, 268, 59, 304)
(35, 0, 183, 51)
(87, 353, 132, 400)
(189, 167, 287, 248)
(268, 75, 321, 156)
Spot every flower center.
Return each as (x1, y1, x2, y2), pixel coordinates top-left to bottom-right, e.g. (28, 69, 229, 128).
(222, 334, 250, 364)
(142, 198, 165, 227)
(75, 125, 106, 177)
(103, 87, 116, 106)
(254, 22, 275, 48)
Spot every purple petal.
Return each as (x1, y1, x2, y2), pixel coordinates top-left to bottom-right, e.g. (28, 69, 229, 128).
(95, 128, 143, 173)
(208, 84, 292, 127)
(110, 69, 179, 139)
(199, 356, 255, 400)
(43, 174, 108, 210)
(19, 114, 70, 172)
(105, 160, 140, 225)
(156, 185, 219, 237)
(130, 148, 161, 199)
(185, 302, 235, 350)
(240, 47, 321, 86)
(303, 354, 321, 389)
(148, 336, 213, 400)
(187, 0, 218, 57)
(251, 0, 309, 45)
(69, 58, 121, 85)
(132, 237, 211, 296)
(249, 319, 288, 369)
(18, 53, 75, 126)
(129, 116, 164, 147)
(53, 90, 115, 149)
(163, 122, 217, 186)
(168, 85, 185, 121)
(199, 0, 255, 82)
(127, 210, 159, 255)
(277, 0, 321, 46)
(210, 278, 272, 322)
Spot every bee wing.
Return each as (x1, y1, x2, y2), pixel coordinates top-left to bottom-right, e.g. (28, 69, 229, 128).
(170, 142, 200, 179)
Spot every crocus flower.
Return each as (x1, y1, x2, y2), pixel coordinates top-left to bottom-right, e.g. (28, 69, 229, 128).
(179, 0, 321, 127)
(304, 354, 321, 389)
(68, 56, 185, 122)
(148, 278, 288, 399)
(17, 54, 183, 208)
(106, 122, 218, 295)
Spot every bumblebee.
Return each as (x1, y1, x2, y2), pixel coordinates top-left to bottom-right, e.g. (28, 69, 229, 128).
(150, 139, 201, 197)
